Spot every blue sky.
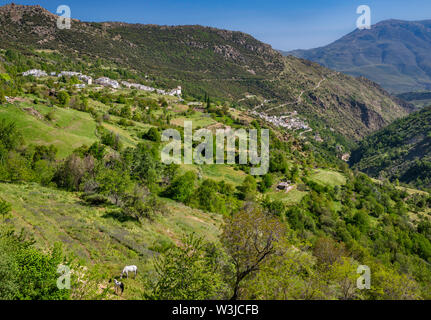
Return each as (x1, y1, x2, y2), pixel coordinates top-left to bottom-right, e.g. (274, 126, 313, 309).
(3, 0, 431, 50)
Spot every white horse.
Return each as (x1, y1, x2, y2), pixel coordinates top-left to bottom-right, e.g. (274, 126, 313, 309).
(121, 265, 138, 279)
(109, 278, 124, 296)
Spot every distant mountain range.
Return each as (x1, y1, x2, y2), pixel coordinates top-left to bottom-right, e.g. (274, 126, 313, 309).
(0, 4, 412, 142)
(286, 19, 431, 94)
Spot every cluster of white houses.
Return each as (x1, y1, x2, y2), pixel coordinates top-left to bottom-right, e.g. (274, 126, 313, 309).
(22, 69, 48, 77)
(121, 80, 181, 96)
(21, 69, 181, 97)
(251, 110, 310, 131)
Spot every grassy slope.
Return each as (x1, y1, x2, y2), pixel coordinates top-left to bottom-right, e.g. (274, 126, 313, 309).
(0, 182, 222, 299)
(0, 98, 156, 158)
(0, 101, 98, 158)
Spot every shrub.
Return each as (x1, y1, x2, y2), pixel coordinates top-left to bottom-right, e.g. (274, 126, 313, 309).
(142, 127, 161, 142)
(82, 194, 110, 206)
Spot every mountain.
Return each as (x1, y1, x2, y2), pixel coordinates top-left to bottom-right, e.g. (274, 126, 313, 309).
(0, 4, 412, 142)
(287, 19, 431, 94)
(396, 91, 431, 108)
(350, 106, 431, 189)
(1, 4, 431, 301)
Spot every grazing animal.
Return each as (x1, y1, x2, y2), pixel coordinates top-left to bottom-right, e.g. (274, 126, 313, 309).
(121, 265, 138, 279)
(109, 279, 124, 296)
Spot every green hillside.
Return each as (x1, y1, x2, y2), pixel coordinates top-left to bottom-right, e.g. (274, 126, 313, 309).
(351, 106, 431, 190)
(0, 4, 412, 144)
(0, 4, 431, 301)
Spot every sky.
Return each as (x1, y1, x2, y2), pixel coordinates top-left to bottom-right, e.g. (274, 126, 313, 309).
(3, 0, 431, 50)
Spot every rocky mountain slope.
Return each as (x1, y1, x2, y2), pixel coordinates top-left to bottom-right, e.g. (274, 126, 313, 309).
(288, 19, 431, 94)
(0, 4, 412, 141)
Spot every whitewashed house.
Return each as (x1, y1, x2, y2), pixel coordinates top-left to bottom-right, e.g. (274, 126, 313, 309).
(95, 77, 120, 89)
(79, 75, 93, 85)
(168, 86, 182, 97)
(22, 69, 47, 77)
(58, 71, 81, 78)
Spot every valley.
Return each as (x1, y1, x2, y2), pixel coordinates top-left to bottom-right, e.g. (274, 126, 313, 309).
(0, 3, 431, 301)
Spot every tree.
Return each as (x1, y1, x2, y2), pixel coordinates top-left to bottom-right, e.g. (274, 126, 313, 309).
(196, 179, 226, 213)
(148, 234, 225, 300)
(164, 171, 196, 204)
(57, 91, 70, 106)
(54, 154, 95, 191)
(128, 143, 163, 189)
(122, 187, 166, 222)
(329, 257, 360, 300)
(363, 260, 421, 300)
(221, 203, 286, 299)
(242, 238, 326, 300)
(96, 167, 132, 205)
(33, 160, 55, 186)
(101, 131, 122, 151)
(0, 119, 22, 151)
(142, 127, 161, 142)
(0, 199, 11, 220)
(238, 175, 257, 200)
(313, 236, 347, 267)
(259, 173, 273, 193)
(0, 228, 69, 300)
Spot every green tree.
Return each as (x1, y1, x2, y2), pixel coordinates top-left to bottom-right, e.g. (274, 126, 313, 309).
(238, 175, 257, 200)
(148, 234, 225, 300)
(259, 173, 273, 193)
(0, 198, 11, 220)
(57, 91, 70, 106)
(0, 228, 69, 300)
(196, 179, 225, 213)
(164, 171, 197, 204)
(142, 127, 161, 142)
(0, 120, 22, 151)
(96, 167, 132, 205)
(221, 203, 286, 299)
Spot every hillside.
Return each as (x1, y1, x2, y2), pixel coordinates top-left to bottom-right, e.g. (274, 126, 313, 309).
(1, 4, 431, 301)
(351, 106, 431, 189)
(254, 56, 412, 142)
(397, 91, 431, 108)
(0, 4, 412, 142)
(0, 47, 430, 300)
(288, 19, 431, 94)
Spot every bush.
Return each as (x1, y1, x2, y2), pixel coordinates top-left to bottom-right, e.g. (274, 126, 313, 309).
(142, 127, 161, 142)
(101, 131, 122, 151)
(82, 194, 110, 206)
(164, 171, 197, 204)
(0, 228, 69, 300)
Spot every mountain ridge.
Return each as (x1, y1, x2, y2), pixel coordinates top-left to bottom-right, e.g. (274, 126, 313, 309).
(286, 18, 431, 93)
(0, 3, 412, 142)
